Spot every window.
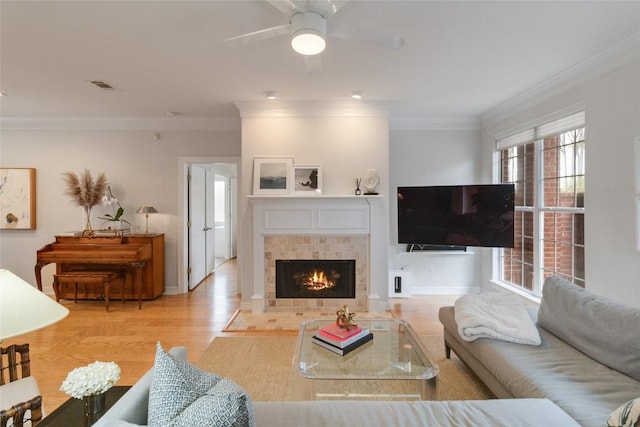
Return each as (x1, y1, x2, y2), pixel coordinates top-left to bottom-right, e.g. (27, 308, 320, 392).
(497, 111, 585, 295)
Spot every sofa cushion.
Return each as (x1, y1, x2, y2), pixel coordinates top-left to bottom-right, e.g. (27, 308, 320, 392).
(537, 276, 640, 381)
(606, 397, 640, 427)
(148, 343, 254, 427)
(252, 398, 580, 426)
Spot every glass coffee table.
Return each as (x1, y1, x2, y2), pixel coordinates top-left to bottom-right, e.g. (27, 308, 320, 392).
(293, 318, 438, 400)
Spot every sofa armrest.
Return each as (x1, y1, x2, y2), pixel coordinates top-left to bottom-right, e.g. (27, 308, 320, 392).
(93, 346, 187, 427)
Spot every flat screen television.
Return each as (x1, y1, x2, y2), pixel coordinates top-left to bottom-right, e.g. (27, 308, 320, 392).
(397, 184, 515, 249)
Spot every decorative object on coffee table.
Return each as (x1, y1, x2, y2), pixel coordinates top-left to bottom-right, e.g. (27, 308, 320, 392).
(336, 305, 356, 330)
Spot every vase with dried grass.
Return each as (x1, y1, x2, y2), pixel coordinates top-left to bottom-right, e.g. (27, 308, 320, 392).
(62, 169, 108, 231)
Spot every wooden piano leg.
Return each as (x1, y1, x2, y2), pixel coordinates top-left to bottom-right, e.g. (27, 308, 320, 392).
(133, 264, 144, 309)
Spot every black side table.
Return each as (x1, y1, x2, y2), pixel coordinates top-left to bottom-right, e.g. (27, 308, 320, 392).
(39, 386, 131, 426)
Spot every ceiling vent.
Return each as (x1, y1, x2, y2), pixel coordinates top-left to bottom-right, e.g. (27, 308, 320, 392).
(90, 80, 115, 90)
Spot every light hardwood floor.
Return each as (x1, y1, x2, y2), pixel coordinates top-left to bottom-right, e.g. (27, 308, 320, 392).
(4, 260, 459, 413)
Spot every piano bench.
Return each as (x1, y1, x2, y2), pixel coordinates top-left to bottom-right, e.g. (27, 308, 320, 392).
(53, 271, 125, 312)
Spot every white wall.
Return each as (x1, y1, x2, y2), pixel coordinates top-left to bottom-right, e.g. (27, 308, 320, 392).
(480, 58, 640, 307)
(0, 127, 241, 293)
(237, 103, 390, 309)
(388, 128, 484, 293)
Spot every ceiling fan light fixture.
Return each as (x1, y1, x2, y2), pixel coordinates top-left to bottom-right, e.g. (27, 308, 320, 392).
(290, 11, 326, 56)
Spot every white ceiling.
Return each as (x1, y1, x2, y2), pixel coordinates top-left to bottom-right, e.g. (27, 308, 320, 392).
(1, 1, 639, 123)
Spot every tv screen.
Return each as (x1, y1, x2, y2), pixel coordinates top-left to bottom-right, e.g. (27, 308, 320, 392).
(397, 184, 515, 249)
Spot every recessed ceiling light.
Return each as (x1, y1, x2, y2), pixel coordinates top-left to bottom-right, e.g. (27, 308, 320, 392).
(351, 91, 364, 100)
(263, 91, 279, 100)
(0, 92, 6, 97)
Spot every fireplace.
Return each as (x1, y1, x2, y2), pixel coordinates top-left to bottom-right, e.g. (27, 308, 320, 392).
(250, 196, 387, 313)
(276, 259, 356, 299)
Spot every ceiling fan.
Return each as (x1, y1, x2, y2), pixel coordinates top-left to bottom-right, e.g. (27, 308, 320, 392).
(224, 0, 405, 71)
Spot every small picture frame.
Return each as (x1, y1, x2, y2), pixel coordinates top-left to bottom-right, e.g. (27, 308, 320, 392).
(292, 165, 322, 195)
(253, 157, 293, 195)
(0, 168, 36, 229)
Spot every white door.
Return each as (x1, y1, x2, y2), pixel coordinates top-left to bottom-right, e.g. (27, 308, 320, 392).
(188, 165, 207, 290)
(205, 169, 217, 273)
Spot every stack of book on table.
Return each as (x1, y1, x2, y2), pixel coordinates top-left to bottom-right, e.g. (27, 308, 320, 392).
(312, 323, 373, 355)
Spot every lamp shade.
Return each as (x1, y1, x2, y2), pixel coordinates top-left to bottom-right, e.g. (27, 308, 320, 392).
(0, 269, 69, 341)
(136, 206, 158, 214)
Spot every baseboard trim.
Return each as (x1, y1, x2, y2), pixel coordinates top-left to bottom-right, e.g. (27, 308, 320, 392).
(410, 286, 479, 295)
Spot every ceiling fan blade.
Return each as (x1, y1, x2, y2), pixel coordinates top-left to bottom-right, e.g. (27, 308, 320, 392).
(304, 55, 323, 75)
(264, 0, 299, 16)
(223, 24, 291, 48)
(328, 20, 406, 50)
(323, 0, 352, 17)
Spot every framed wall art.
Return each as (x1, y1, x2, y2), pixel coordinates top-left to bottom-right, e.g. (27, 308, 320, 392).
(292, 165, 322, 195)
(0, 168, 36, 229)
(253, 157, 293, 195)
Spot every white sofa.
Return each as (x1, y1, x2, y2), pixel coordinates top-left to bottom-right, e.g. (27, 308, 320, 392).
(439, 276, 640, 427)
(93, 347, 579, 427)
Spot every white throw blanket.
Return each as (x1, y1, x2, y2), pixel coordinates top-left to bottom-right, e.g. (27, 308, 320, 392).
(454, 292, 541, 346)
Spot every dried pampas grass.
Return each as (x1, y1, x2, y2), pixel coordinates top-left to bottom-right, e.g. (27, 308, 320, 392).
(62, 169, 108, 207)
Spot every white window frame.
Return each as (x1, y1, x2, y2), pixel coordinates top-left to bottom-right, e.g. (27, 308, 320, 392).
(492, 110, 586, 297)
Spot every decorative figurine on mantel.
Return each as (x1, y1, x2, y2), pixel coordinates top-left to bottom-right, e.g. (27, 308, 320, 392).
(336, 305, 357, 330)
(362, 168, 380, 195)
(354, 178, 362, 195)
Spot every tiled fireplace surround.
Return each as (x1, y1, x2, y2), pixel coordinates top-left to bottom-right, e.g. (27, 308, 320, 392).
(265, 235, 368, 311)
(250, 196, 384, 313)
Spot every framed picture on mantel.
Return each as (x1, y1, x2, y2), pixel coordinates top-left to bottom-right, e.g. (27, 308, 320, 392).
(292, 165, 322, 195)
(253, 157, 293, 195)
(0, 168, 36, 229)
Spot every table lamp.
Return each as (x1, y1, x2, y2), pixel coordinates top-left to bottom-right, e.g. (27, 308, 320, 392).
(0, 269, 69, 342)
(137, 206, 158, 233)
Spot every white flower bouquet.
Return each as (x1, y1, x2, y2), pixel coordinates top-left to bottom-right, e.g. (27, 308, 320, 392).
(60, 361, 121, 399)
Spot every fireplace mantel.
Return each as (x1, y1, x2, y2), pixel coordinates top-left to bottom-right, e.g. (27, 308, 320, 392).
(249, 195, 387, 313)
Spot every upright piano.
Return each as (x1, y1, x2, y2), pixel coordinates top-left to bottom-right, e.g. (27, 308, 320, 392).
(35, 234, 165, 302)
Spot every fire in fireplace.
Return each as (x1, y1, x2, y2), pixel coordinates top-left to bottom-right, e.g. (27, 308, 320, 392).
(275, 259, 356, 298)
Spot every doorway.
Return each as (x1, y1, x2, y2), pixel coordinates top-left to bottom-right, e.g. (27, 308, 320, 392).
(178, 157, 239, 293)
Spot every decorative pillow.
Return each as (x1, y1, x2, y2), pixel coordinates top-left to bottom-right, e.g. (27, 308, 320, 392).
(148, 343, 254, 427)
(606, 398, 640, 427)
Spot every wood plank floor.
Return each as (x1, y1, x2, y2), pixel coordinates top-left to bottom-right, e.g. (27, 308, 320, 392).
(3, 260, 460, 413)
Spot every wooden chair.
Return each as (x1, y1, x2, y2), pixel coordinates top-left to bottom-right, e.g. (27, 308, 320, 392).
(53, 270, 125, 312)
(0, 344, 42, 427)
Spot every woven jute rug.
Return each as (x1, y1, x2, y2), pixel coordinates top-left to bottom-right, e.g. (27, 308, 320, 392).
(222, 309, 395, 332)
(196, 335, 494, 402)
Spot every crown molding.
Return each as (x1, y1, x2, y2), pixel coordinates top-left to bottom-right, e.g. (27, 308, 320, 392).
(480, 33, 640, 127)
(0, 116, 241, 131)
(234, 100, 390, 118)
(389, 116, 480, 131)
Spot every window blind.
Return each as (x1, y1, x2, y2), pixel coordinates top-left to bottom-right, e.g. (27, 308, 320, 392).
(496, 111, 585, 150)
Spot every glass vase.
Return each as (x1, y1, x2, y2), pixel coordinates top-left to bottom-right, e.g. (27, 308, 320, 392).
(83, 205, 93, 231)
(83, 391, 107, 426)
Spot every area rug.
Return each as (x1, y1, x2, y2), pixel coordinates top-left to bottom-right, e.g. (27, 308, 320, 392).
(196, 335, 494, 401)
(222, 309, 395, 332)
